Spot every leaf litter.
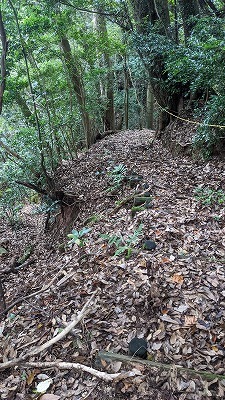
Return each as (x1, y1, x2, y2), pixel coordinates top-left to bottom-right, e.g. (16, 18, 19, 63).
(1, 129, 225, 399)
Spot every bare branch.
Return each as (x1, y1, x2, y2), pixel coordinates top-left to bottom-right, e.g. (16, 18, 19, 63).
(0, 289, 99, 370)
(22, 361, 139, 382)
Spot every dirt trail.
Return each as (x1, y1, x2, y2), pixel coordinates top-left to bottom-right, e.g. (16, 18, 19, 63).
(1, 129, 225, 399)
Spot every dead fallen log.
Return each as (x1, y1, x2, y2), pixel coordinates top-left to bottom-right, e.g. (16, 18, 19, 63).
(98, 351, 225, 381)
(110, 189, 150, 215)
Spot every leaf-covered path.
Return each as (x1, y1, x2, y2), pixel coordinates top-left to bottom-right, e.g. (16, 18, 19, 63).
(1, 129, 225, 399)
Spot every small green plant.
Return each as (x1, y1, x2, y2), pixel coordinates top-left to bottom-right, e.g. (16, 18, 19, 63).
(101, 223, 143, 258)
(194, 187, 225, 206)
(67, 227, 91, 247)
(84, 213, 101, 226)
(106, 164, 127, 192)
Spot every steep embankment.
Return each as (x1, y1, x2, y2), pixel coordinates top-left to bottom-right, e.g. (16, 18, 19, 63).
(1, 129, 225, 399)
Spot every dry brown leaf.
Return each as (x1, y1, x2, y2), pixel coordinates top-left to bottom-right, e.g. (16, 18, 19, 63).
(26, 370, 37, 385)
(171, 273, 184, 284)
(184, 315, 197, 326)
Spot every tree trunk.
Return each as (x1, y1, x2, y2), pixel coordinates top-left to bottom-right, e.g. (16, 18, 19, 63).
(130, 0, 183, 131)
(94, 11, 115, 131)
(178, 0, 200, 41)
(60, 37, 93, 148)
(124, 61, 129, 129)
(15, 91, 36, 125)
(0, 9, 8, 115)
(154, 0, 171, 35)
(146, 82, 154, 129)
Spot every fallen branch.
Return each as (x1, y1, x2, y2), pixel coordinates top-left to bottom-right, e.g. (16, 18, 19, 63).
(0, 277, 6, 313)
(0, 289, 99, 370)
(21, 361, 139, 382)
(99, 351, 225, 381)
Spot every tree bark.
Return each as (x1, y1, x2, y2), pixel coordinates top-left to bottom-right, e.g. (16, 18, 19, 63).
(154, 0, 171, 35)
(60, 37, 93, 148)
(0, 8, 8, 114)
(94, 11, 115, 131)
(146, 82, 154, 129)
(130, 0, 183, 131)
(178, 0, 200, 41)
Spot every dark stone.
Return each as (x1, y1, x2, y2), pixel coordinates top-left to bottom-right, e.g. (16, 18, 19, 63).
(133, 197, 147, 206)
(143, 183, 149, 190)
(129, 337, 148, 359)
(143, 240, 157, 250)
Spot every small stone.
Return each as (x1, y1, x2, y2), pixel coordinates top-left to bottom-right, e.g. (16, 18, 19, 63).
(143, 240, 156, 250)
(129, 337, 148, 359)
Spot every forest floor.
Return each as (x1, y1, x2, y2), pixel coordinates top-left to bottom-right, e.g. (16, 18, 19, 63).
(1, 129, 225, 399)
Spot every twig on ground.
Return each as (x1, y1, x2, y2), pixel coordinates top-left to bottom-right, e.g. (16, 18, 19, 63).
(21, 361, 139, 382)
(0, 277, 6, 313)
(0, 289, 99, 370)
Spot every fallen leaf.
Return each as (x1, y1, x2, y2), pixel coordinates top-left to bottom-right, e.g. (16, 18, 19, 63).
(27, 370, 36, 385)
(160, 257, 171, 264)
(0, 246, 8, 255)
(36, 379, 53, 394)
(172, 274, 184, 284)
(110, 361, 122, 372)
(152, 342, 162, 350)
(184, 315, 197, 326)
(174, 304, 189, 313)
(37, 374, 50, 380)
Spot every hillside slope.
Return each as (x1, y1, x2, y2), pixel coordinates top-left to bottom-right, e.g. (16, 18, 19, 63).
(1, 129, 225, 399)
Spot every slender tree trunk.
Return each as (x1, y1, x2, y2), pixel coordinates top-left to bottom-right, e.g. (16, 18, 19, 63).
(60, 37, 93, 148)
(124, 62, 129, 129)
(146, 82, 154, 129)
(130, 0, 184, 131)
(14, 91, 36, 125)
(0, 8, 8, 114)
(154, 0, 171, 35)
(93, 11, 115, 131)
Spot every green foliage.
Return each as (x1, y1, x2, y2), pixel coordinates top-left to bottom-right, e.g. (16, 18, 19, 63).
(84, 214, 102, 226)
(101, 223, 143, 258)
(34, 197, 60, 214)
(0, 186, 23, 227)
(0, 0, 127, 194)
(165, 16, 225, 153)
(67, 227, 92, 247)
(193, 95, 225, 156)
(194, 187, 225, 206)
(106, 163, 127, 192)
(166, 17, 225, 92)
